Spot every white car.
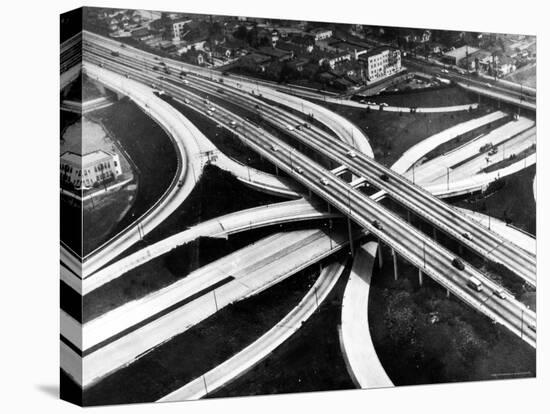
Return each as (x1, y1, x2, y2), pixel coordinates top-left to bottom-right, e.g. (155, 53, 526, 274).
(320, 177, 329, 186)
(182, 79, 189, 85)
(462, 232, 473, 241)
(441, 68, 449, 74)
(270, 144, 279, 151)
(209, 106, 216, 112)
(287, 124, 295, 131)
(207, 110, 213, 116)
(486, 83, 492, 88)
(230, 120, 238, 128)
(494, 289, 507, 300)
(294, 166, 304, 174)
(346, 149, 357, 158)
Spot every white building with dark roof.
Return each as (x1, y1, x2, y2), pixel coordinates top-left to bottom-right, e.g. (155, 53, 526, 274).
(60, 150, 122, 189)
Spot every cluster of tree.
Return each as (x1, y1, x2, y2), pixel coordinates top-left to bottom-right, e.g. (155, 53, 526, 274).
(378, 278, 492, 384)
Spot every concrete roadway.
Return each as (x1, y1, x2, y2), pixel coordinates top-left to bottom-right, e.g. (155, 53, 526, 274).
(409, 119, 535, 184)
(158, 260, 346, 401)
(339, 241, 393, 389)
(81, 50, 536, 346)
(174, 73, 535, 287)
(64, 228, 351, 387)
(63, 65, 201, 282)
(391, 111, 508, 174)
(78, 199, 339, 295)
(66, 64, 298, 282)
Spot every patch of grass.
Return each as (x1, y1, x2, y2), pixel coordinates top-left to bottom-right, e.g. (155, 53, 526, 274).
(82, 99, 178, 255)
(82, 259, 331, 406)
(368, 86, 475, 108)
(316, 100, 489, 166)
(211, 255, 354, 398)
(99, 164, 286, 269)
(452, 165, 536, 236)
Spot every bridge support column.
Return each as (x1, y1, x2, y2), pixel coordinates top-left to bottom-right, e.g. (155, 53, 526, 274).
(275, 165, 279, 176)
(458, 244, 463, 255)
(407, 210, 411, 223)
(433, 227, 437, 242)
(392, 248, 398, 281)
(327, 202, 331, 214)
(377, 240, 383, 268)
(446, 289, 450, 298)
(418, 268, 423, 286)
(347, 216, 354, 258)
(92, 80, 107, 96)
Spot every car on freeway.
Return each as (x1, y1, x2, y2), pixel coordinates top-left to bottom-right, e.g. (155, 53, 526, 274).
(494, 289, 507, 300)
(359, 99, 366, 104)
(371, 219, 383, 230)
(207, 110, 213, 116)
(183, 98, 190, 104)
(294, 166, 304, 174)
(379, 173, 390, 182)
(528, 323, 536, 332)
(125, 73, 130, 78)
(180, 71, 187, 77)
(441, 68, 449, 74)
(320, 177, 329, 186)
(99, 63, 104, 67)
(381, 103, 389, 107)
(182, 79, 189, 85)
(209, 106, 216, 112)
(462, 232, 473, 241)
(120, 43, 126, 48)
(452, 257, 466, 271)
(230, 120, 238, 128)
(287, 124, 295, 131)
(467, 276, 482, 291)
(111, 51, 119, 57)
(303, 123, 311, 129)
(296, 124, 302, 130)
(346, 149, 357, 158)
(486, 83, 492, 88)
(152, 66, 159, 71)
(488, 147, 498, 156)
(270, 144, 279, 151)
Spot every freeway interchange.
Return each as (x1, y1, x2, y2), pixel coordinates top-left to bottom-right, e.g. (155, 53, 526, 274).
(60, 30, 537, 394)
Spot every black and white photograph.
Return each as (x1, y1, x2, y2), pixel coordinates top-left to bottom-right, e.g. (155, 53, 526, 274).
(4, 1, 549, 413)
(57, 3, 540, 407)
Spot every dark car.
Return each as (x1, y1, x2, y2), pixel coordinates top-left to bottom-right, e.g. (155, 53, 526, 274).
(379, 173, 390, 182)
(452, 257, 465, 271)
(110, 51, 119, 57)
(372, 220, 383, 230)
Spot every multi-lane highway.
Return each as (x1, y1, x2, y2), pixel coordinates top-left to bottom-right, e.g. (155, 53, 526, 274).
(78, 33, 536, 350)
(59, 28, 537, 395)
(82, 36, 535, 289)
